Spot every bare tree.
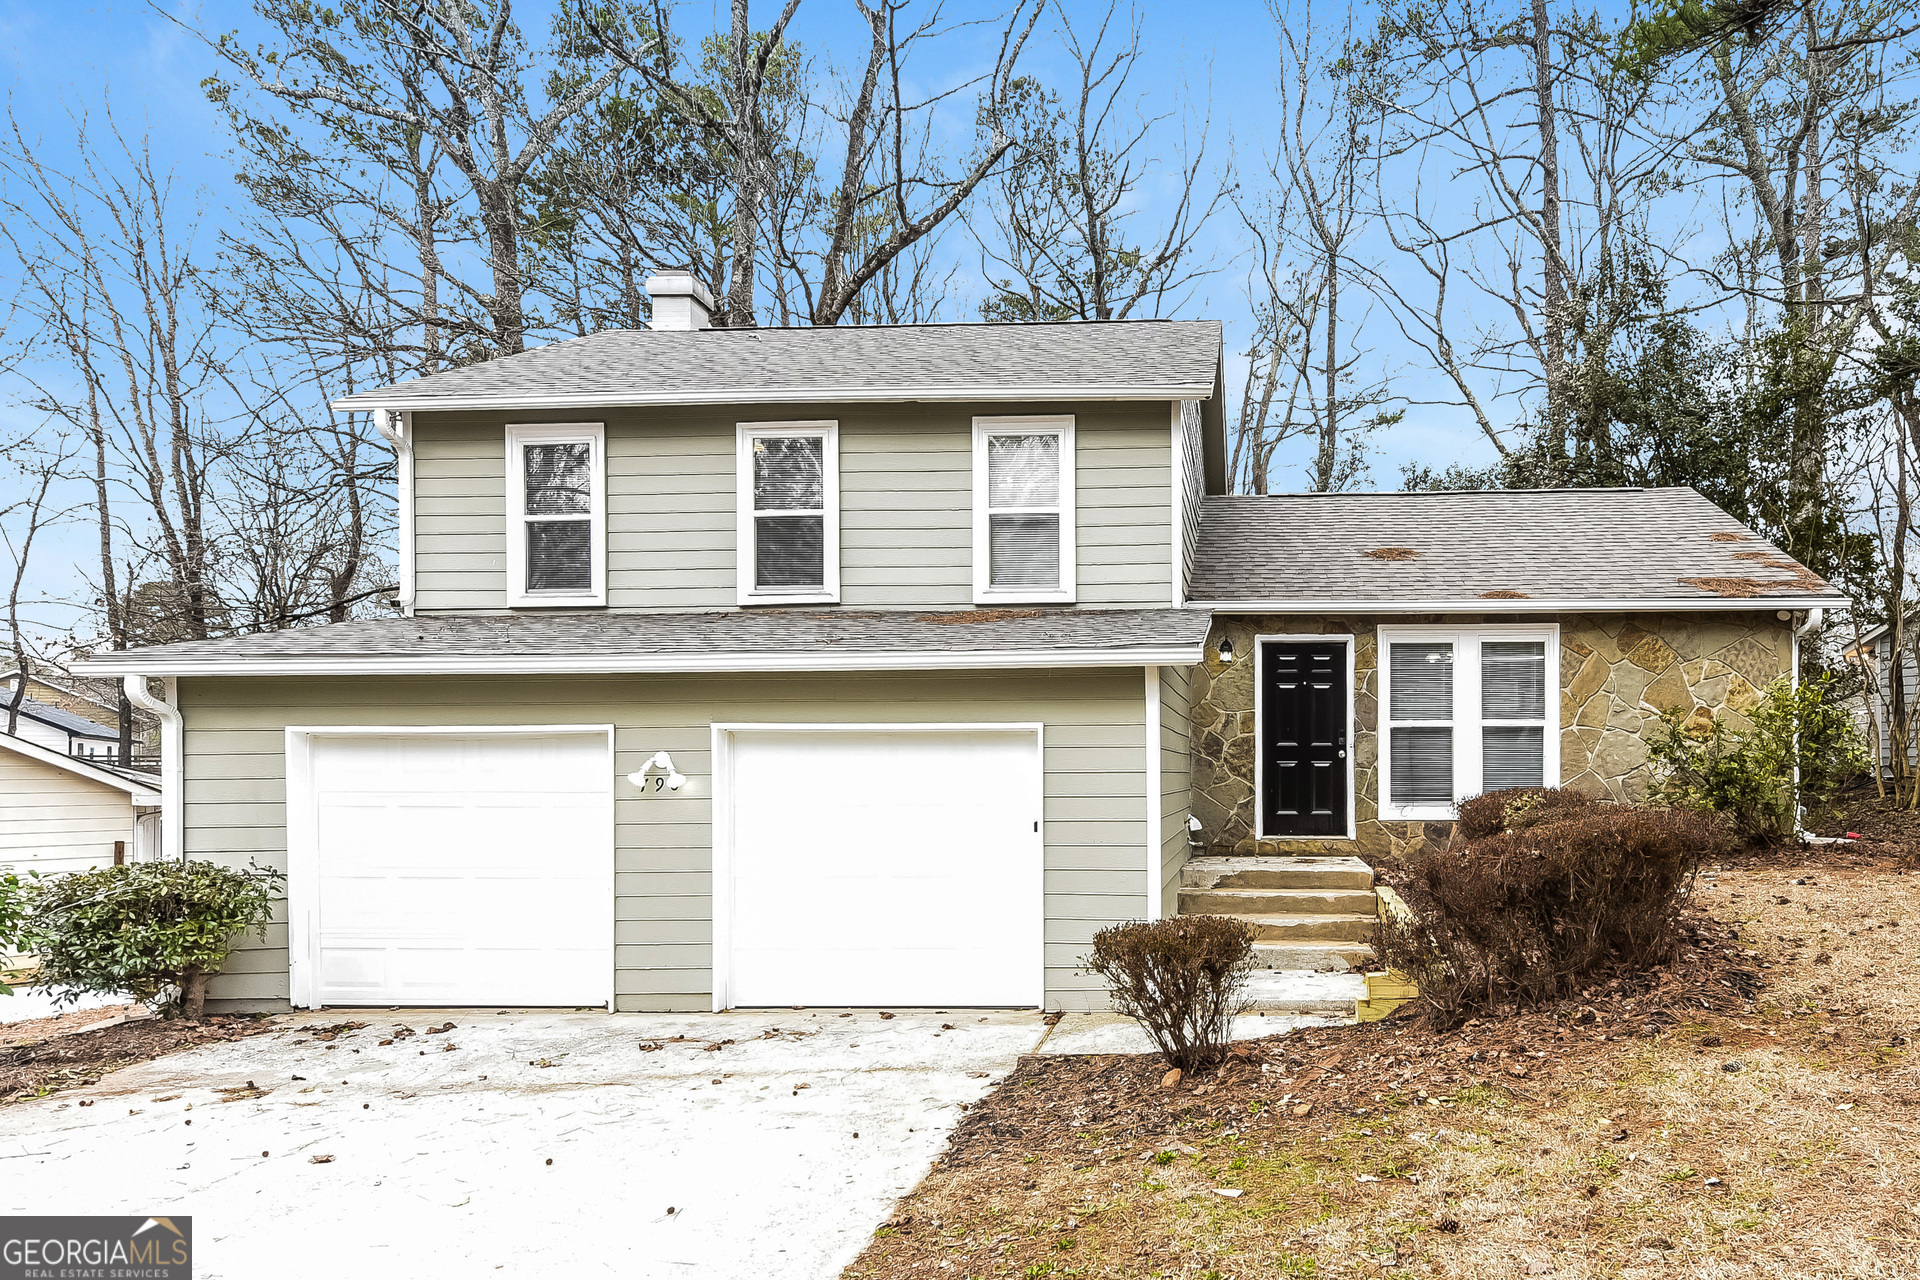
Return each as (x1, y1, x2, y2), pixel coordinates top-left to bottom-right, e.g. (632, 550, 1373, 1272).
(0, 444, 73, 737)
(593, 0, 1044, 326)
(1230, 0, 1397, 493)
(971, 3, 1225, 322)
(198, 0, 627, 356)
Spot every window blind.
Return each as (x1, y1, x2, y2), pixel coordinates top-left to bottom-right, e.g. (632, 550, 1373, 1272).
(1481, 641, 1547, 719)
(522, 441, 593, 592)
(752, 436, 826, 590)
(985, 433, 1061, 589)
(1391, 727, 1454, 804)
(1483, 726, 1545, 789)
(1389, 643, 1453, 719)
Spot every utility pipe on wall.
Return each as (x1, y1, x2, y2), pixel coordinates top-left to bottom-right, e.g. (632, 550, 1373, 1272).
(123, 674, 182, 861)
(372, 409, 415, 616)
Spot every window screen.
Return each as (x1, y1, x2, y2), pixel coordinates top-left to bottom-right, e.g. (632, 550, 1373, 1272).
(985, 433, 1061, 589)
(521, 441, 593, 593)
(751, 435, 826, 590)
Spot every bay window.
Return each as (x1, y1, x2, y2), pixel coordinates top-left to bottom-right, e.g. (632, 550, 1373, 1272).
(737, 421, 839, 605)
(973, 416, 1076, 603)
(1378, 627, 1557, 818)
(505, 422, 605, 606)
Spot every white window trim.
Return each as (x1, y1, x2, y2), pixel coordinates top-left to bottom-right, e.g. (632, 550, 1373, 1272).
(736, 420, 841, 607)
(505, 422, 606, 607)
(1377, 623, 1561, 821)
(1253, 633, 1358, 841)
(972, 415, 1077, 605)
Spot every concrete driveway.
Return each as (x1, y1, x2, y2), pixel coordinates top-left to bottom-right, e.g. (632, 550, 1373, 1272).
(0, 1008, 1052, 1278)
(0, 1007, 1341, 1278)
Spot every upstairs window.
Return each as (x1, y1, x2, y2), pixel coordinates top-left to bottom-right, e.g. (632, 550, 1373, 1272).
(506, 422, 605, 607)
(1379, 627, 1557, 819)
(737, 421, 839, 605)
(973, 416, 1076, 604)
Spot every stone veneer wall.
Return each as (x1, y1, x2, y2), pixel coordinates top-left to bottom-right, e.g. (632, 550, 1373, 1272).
(1190, 611, 1793, 861)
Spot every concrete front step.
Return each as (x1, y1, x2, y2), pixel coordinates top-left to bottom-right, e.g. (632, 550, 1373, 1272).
(1229, 912, 1376, 943)
(1251, 941, 1375, 973)
(1182, 855, 1374, 892)
(1243, 969, 1368, 1015)
(1177, 886, 1379, 916)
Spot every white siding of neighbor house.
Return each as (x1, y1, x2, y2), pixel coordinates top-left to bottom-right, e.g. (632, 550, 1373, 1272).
(179, 669, 1160, 1013)
(1157, 664, 1193, 917)
(0, 748, 147, 874)
(410, 400, 1174, 613)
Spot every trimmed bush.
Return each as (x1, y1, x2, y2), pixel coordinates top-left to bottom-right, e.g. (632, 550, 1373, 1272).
(1377, 805, 1725, 1026)
(22, 860, 282, 1018)
(0, 870, 27, 997)
(1084, 915, 1255, 1073)
(1453, 786, 1601, 841)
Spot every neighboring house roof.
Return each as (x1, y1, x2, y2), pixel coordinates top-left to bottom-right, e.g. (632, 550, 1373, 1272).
(71, 608, 1212, 676)
(8, 695, 116, 740)
(329, 320, 1223, 413)
(0, 731, 161, 797)
(1188, 487, 1847, 611)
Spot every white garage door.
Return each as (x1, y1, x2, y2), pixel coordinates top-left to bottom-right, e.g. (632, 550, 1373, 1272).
(723, 728, 1042, 1008)
(301, 731, 611, 1007)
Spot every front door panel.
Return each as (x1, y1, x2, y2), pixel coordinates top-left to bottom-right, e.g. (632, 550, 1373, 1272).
(1260, 641, 1350, 837)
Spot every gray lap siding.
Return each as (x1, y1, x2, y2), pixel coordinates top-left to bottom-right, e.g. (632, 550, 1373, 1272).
(181, 669, 1158, 1013)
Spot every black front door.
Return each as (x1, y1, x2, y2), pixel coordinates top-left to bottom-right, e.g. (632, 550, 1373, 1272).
(1259, 640, 1349, 837)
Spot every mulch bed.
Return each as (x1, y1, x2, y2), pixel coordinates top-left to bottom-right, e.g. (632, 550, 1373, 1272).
(932, 911, 1764, 1175)
(0, 1015, 278, 1104)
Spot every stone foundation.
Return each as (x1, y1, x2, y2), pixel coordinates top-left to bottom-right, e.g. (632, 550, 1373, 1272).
(1190, 611, 1792, 861)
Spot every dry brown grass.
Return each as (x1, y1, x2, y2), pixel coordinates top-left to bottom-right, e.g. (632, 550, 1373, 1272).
(845, 857, 1920, 1279)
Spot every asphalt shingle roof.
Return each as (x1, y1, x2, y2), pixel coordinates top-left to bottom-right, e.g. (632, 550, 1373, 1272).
(1188, 488, 1844, 606)
(10, 695, 116, 738)
(74, 608, 1211, 675)
(331, 320, 1222, 411)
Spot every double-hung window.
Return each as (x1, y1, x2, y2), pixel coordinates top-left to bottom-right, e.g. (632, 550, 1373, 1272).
(505, 422, 605, 607)
(1379, 627, 1557, 819)
(737, 421, 839, 605)
(972, 416, 1076, 604)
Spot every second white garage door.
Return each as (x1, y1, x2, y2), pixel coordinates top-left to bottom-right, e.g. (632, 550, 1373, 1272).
(295, 730, 612, 1008)
(721, 728, 1043, 1008)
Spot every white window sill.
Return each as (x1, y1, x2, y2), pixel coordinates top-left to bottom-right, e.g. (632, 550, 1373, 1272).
(738, 592, 840, 608)
(1381, 805, 1458, 823)
(507, 595, 606, 609)
(972, 590, 1075, 606)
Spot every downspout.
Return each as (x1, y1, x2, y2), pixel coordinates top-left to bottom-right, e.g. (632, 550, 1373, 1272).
(1145, 665, 1163, 920)
(124, 675, 182, 861)
(1792, 608, 1835, 842)
(373, 409, 415, 617)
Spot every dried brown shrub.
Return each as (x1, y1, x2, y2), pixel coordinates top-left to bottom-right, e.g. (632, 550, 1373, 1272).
(1083, 916, 1255, 1073)
(1378, 806, 1728, 1025)
(1453, 786, 1600, 840)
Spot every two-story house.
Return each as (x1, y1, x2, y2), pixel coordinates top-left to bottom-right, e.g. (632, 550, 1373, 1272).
(78, 271, 1843, 1014)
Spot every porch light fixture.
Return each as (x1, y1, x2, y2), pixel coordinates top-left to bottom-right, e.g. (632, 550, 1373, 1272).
(1216, 636, 1235, 664)
(628, 750, 687, 792)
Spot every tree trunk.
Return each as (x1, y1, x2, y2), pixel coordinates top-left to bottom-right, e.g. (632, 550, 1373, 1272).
(180, 968, 210, 1020)
(1531, 0, 1569, 473)
(726, 0, 759, 327)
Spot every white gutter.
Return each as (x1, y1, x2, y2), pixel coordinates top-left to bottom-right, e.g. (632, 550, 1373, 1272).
(1186, 596, 1845, 614)
(329, 383, 1214, 414)
(1792, 606, 1827, 842)
(123, 675, 182, 862)
(371, 409, 415, 617)
(76, 644, 1208, 679)
(0, 730, 162, 796)
(1144, 664, 1162, 921)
